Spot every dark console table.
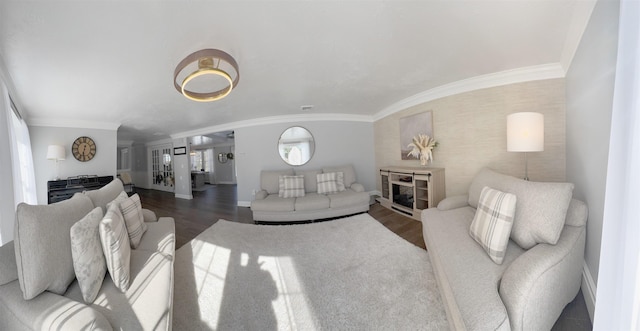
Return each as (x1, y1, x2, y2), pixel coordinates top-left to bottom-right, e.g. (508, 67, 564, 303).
(47, 175, 114, 204)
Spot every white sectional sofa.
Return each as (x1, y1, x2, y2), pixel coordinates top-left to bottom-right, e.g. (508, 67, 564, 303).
(0, 179, 175, 331)
(251, 164, 370, 222)
(422, 168, 587, 330)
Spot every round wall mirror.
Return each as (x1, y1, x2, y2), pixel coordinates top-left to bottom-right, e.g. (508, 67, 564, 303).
(278, 126, 315, 166)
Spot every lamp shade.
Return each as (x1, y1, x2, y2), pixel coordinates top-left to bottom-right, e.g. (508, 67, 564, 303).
(46, 145, 66, 161)
(507, 112, 544, 152)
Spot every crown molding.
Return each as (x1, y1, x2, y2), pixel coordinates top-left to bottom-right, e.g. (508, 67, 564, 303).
(28, 118, 121, 131)
(170, 113, 372, 139)
(373, 63, 565, 121)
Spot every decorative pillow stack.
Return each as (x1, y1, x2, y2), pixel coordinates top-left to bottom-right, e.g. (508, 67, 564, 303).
(469, 186, 517, 265)
(107, 192, 148, 248)
(278, 175, 305, 198)
(317, 172, 346, 194)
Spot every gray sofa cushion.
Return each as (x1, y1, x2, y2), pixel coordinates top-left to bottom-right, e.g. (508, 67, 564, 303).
(323, 165, 357, 187)
(251, 195, 295, 212)
(0, 280, 112, 331)
(327, 189, 370, 209)
(260, 169, 294, 194)
(84, 179, 126, 214)
(294, 193, 330, 211)
(467, 168, 574, 249)
(468, 168, 509, 208)
(422, 206, 525, 330)
(294, 169, 321, 193)
(565, 199, 588, 227)
(507, 180, 574, 249)
(65, 250, 173, 330)
(136, 218, 175, 256)
(14, 193, 94, 300)
(0, 241, 18, 286)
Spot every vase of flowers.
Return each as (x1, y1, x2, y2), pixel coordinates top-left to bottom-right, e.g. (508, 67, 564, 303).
(407, 134, 438, 166)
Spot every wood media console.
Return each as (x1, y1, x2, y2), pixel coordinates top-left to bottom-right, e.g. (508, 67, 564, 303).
(378, 166, 445, 221)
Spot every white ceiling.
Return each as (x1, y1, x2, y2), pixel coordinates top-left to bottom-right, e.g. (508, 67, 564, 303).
(0, 1, 594, 142)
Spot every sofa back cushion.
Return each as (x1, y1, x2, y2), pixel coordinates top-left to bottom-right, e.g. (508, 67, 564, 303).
(468, 168, 574, 249)
(0, 241, 18, 285)
(84, 179, 125, 213)
(294, 169, 321, 193)
(565, 199, 588, 227)
(14, 193, 94, 300)
(323, 165, 356, 188)
(261, 169, 294, 194)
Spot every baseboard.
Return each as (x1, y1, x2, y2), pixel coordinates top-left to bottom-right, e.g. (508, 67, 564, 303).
(218, 181, 236, 185)
(237, 201, 251, 207)
(581, 261, 597, 322)
(175, 193, 193, 200)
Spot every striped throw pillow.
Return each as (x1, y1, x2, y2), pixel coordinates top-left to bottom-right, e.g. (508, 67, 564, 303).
(469, 186, 517, 265)
(279, 175, 305, 198)
(99, 204, 131, 292)
(118, 194, 147, 248)
(317, 172, 346, 195)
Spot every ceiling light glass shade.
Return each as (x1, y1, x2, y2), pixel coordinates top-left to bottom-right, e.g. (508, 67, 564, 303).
(174, 49, 240, 102)
(46, 145, 66, 160)
(507, 112, 544, 152)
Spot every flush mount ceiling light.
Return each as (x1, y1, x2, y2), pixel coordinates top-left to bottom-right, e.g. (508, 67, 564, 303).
(173, 49, 240, 102)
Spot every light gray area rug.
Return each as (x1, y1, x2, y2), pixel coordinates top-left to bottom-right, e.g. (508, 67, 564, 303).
(173, 213, 447, 330)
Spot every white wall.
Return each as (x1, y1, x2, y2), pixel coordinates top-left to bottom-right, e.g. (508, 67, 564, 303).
(235, 120, 376, 205)
(565, 0, 620, 319)
(214, 146, 236, 184)
(375, 78, 567, 197)
(29, 126, 117, 204)
(172, 138, 192, 199)
(131, 143, 148, 189)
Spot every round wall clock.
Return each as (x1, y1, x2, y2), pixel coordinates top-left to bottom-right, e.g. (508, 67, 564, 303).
(72, 136, 97, 162)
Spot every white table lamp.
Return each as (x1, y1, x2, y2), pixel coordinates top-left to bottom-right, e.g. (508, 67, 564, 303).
(507, 112, 544, 180)
(47, 145, 66, 180)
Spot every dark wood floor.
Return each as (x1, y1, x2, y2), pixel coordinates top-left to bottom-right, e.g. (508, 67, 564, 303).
(136, 184, 592, 330)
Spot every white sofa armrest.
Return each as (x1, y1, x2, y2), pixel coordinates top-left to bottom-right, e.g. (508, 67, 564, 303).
(499, 225, 586, 330)
(437, 195, 469, 210)
(350, 183, 365, 193)
(141, 208, 158, 222)
(255, 190, 268, 200)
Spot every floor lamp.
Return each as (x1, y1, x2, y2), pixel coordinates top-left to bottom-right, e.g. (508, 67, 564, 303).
(47, 145, 66, 180)
(507, 112, 544, 181)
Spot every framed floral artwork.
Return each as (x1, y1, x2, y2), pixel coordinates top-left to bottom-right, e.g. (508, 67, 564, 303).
(400, 111, 433, 160)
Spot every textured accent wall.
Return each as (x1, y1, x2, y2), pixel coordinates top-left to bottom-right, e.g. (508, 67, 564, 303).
(374, 78, 566, 196)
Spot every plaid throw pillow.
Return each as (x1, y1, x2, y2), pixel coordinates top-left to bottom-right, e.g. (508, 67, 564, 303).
(469, 186, 517, 265)
(316, 172, 346, 195)
(279, 175, 305, 198)
(118, 194, 147, 249)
